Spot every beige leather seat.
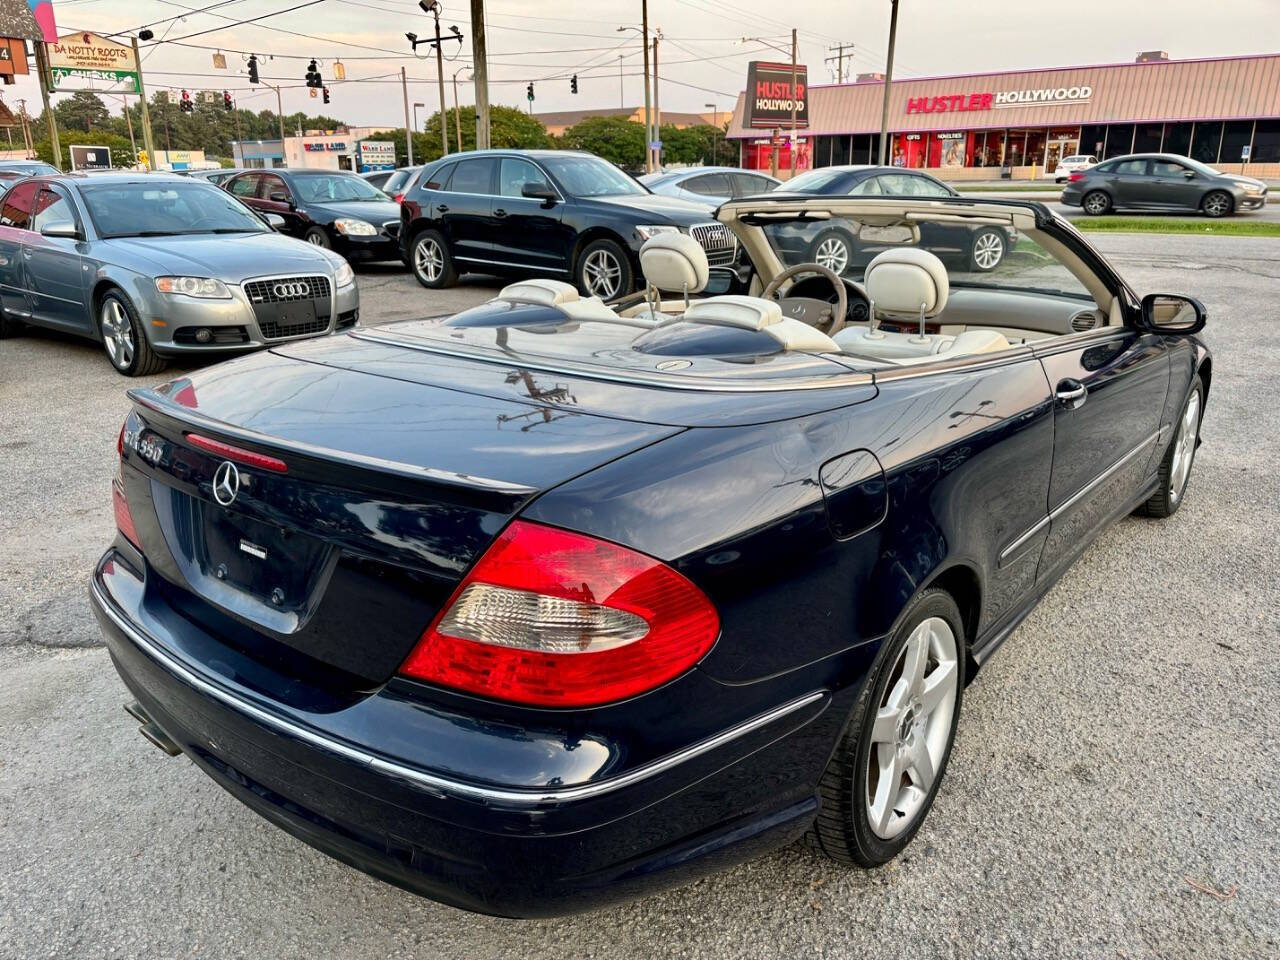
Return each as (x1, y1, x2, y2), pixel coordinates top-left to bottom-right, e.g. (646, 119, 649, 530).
(617, 233, 710, 323)
(494, 278, 619, 322)
(833, 248, 1009, 362)
(681, 295, 839, 353)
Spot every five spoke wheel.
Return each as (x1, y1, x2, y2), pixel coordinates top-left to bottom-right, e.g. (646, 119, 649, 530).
(1169, 388, 1200, 503)
(865, 616, 959, 840)
(100, 297, 135, 371)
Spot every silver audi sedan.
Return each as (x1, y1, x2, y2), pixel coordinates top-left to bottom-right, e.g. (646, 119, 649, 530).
(0, 172, 359, 375)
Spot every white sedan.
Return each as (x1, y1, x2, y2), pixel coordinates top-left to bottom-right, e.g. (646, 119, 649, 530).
(1046, 155, 1097, 183)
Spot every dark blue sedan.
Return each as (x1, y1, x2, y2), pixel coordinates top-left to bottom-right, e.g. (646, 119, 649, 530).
(91, 193, 1210, 917)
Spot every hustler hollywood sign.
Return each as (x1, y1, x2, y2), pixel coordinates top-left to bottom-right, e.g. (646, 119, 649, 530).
(906, 85, 1093, 115)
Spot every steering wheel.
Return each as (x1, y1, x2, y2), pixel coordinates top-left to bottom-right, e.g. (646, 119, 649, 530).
(761, 262, 849, 336)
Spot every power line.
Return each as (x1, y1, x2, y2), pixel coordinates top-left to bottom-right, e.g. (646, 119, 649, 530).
(105, 0, 251, 39)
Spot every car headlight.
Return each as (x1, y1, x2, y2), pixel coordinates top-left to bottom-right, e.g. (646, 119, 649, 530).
(1233, 181, 1261, 194)
(635, 224, 681, 241)
(334, 262, 354, 288)
(333, 218, 378, 236)
(154, 276, 231, 299)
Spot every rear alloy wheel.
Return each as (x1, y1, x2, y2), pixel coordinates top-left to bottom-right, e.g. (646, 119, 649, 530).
(99, 290, 166, 377)
(303, 227, 331, 247)
(1082, 190, 1111, 216)
(810, 231, 852, 276)
(576, 238, 632, 301)
(411, 229, 457, 289)
(1201, 191, 1233, 218)
(969, 228, 1006, 272)
(808, 588, 964, 866)
(1140, 376, 1204, 518)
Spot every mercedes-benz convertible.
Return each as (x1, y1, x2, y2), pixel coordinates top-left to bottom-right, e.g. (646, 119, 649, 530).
(91, 193, 1210, 917)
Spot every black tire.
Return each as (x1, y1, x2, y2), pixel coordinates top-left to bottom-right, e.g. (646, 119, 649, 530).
(409, 228, 457, 289)
(0, 305, 21, 339)
(807, 588, 966, 867)
(808, 229, 855, 276)
(1200, 190, 1233, 219)
(1139, 376, 1204, 518)
(575, 238, 632, 301)
(968, 227, 1007, 272)
(98, 289, 166, 377)
(303, 226, 332, 248)
(1081, 190, 1111, 216)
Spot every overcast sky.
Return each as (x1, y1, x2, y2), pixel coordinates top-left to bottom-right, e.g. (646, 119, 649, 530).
(8, 0, 1277, 130)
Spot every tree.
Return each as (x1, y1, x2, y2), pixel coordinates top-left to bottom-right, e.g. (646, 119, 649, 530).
(559, 115, 645, 170)
(371, 105, 550, 167)
(54, 91, 111, 132)
(659, 123, 736, 166)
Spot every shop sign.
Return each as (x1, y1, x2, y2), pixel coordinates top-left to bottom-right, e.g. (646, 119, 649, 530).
(303, 141, 348, 152)
(936, 131, 966, 140)
(906, 85, 1092, 115)
(47, 31, 139, 92)
(745, 61, 809, 129)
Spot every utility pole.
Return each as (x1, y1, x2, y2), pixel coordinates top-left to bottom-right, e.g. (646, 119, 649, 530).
(705, 102, 717, 164)
(401, 66, 414, 165)
(430, 3, 448, 156)
(790, 27, 798, 176)
(652, 31, 661, 171)
(452, 67, 467, 153)
(131, 36, 157, 168)
(878, 0, 900, 165)
(33, 42, 60, 169)
(826, 42, 854, 83)
(641, 0, 652, 173)
(470, 0, 489, 149)
(618, 56, 625, 108)
(121, 94, 137, 160)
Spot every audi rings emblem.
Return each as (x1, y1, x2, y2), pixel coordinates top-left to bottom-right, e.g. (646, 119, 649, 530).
(273, 281, 310, 298)
(212, 461, 240, 506)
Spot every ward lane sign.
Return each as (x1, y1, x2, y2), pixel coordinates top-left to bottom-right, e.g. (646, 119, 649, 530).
(47, 32, 139, 92)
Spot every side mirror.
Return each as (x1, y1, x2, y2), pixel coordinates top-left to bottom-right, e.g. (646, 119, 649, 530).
(269, 191, 292, 205)
(521, 182, 557, 204)
(1183, 169, 1196, 179)
(262, 212, 286, 229)
(40, 219, 80, 240)
(1142, 293, 1206, 335)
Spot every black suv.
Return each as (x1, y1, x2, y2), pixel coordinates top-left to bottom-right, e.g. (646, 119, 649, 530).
(399, 150, 735, 299)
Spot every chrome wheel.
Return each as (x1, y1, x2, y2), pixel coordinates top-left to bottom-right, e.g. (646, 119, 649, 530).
(100, 298, 135, 370)
(814, 235, 850, 275)
(305, 231, 327, 245)
(1202, 192, 1231, 218)
(414, 237, 443, 283)
(1169, 390, 1200, 502)
(582, 249, 622, 299)
(1083, 191, 1110, 215)
(865, 616, 959, 841)
(971, 231, 1005, 271)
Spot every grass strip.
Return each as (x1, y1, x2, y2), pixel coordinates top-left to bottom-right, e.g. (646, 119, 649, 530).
(1071, 217, 1280, 236)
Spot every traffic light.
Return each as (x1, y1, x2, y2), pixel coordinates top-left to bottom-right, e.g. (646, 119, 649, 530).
(526, 82, 534, 102)
(570, 74, 578, 94)
(322, 86, 330, 105)
(223, 90, 233, 112)
(247, 55, 259, 84)
(305, 59, 322, 88)
(179, 89, 193, 113)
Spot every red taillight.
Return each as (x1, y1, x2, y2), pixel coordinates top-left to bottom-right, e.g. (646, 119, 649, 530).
(114, 420, 140, 547)
(393, 192, 405, 203)
(1068, 172, 1086, 183)
(398, 521, 720, 707)
(186, 433, 288, 473)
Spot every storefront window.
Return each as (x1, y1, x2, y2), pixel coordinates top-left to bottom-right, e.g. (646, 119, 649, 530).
(832, 136, 851, 166)
(1191, 121, 1223, 164)
(1220, 121, 1253, 164)
(1163, 122, 1193, 156)
(1252, 120, 1280, 163)
(1080, 125, 1107, 158)
(1132, 123, 1164, 153)
(1102, 125, 1135, 159)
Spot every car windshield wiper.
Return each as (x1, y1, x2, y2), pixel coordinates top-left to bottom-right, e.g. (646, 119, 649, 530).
(102, 230, 178, 238)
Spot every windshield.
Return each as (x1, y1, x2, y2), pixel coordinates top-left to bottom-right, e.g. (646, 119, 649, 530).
(759, 209, 1093, 301)
(776, 169, 854, 193)
(1180, 156, 1223, 177)
(293, 173, 388, 203)
(542, 156, 646, 197)
(81, 181, 270, 238)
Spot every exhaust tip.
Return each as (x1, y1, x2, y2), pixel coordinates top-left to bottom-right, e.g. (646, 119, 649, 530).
(123, 700, 150, 725)
(139, 721, 183, 757)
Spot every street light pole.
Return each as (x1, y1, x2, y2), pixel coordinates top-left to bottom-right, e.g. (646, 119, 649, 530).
(130, 36, 157, 169)
(619, 19, 653, 172)
(878, 0, 900, 165)
(413, 101, 425, 136)
(452, 67, 469, 153)
(619, 55, 624, 109)
(705, 102, 717, 165)
(430, 3, 449, 156)
(790, 28, 798, 176)
(401, 66, 414, 166)
(652, 31, 661, 171)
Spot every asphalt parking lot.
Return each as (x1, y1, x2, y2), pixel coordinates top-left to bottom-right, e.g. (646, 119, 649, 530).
(2, 235, 1278, 959)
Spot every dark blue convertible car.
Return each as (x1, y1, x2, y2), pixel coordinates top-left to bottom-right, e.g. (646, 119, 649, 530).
(91, 194, 1210, 917)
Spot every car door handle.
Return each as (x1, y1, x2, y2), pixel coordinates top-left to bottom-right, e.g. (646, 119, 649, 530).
(21, 247, 31, 259)
(493, 208, 507, 218)
(1056, 378, 1087, 409)
(435, 203, 449, 213)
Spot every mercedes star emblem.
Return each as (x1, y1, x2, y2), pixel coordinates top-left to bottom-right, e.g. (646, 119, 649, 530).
(212, 460, 240, 506)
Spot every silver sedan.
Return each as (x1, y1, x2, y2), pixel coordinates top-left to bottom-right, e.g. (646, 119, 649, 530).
(0, 172, 359, 375)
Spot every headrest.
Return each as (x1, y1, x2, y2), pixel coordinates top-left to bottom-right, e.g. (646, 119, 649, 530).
(497, 279, 580, 306)
(864, 247, 949, 319)
(640, 233, 709, 295)
(683, 295, 782, 331)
